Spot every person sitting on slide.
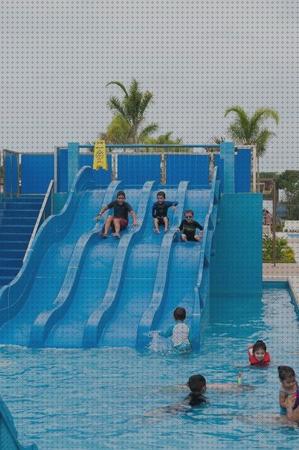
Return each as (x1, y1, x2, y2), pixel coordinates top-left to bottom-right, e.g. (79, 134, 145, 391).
(152, 191, 178, 233)
(178, 210, 203, 242)
(95, 190, 137, 238)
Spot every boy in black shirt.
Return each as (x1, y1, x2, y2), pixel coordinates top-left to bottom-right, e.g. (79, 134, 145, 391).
(95, 191, 137, 238)
(178, 210, 203, 242)
(152, 191, 178, 233)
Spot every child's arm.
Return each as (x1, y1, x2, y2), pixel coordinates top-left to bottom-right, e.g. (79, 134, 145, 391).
(129, 209, 138, 226)
(285, 395, 299, 421)
(279, 390, 288, 408)
(152, 203, 157, 218)
(95, 204, 109, 220)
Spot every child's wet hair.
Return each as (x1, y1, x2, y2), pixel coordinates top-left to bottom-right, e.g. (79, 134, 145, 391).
(278, 366, 296, 381)
(188, 374, 206, 393)
(252, 340, 267, 353)
(184, 209, 194, 217)
(173, 307, 186, 321)
(157, 191, 166, 199)
(117, 191, 126, 199)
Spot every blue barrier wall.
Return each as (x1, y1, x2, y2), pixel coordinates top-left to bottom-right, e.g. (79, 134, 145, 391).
(117, 155, 160, 185)
(210, 193, 262, 297)
(21, 154, 54, 193)
(166, 154, 209, 186)
(57, 151, 112, 192)
(57, 149, 68, 192)
(214, 149, 251, 193)
(4, 153, 18, 195)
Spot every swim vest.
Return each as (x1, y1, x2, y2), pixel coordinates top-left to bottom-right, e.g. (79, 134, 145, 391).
(248, 351, 271, 365)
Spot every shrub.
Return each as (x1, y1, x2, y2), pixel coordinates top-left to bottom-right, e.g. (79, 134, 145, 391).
(263, 236, 296, 263)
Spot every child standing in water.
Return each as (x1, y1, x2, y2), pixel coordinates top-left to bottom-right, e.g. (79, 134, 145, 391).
(248, 340, 271, 366)
(278, 366, 299, 421)
(155, 307, 191, 352)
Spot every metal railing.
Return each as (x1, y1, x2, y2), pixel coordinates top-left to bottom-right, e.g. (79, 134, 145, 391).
(23, 179, 54, 262)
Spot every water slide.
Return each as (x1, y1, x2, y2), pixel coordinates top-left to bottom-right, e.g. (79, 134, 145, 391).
(95, 187, 183, 348)
(0, 165, 219, 350)
(0, 167, 112, 346)
(32, 185, 147, 348)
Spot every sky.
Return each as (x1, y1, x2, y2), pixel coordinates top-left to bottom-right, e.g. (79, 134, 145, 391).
(0, 0, 298, 171)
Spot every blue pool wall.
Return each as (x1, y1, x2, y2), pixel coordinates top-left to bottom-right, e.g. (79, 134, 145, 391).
(210, 192, 263, 298)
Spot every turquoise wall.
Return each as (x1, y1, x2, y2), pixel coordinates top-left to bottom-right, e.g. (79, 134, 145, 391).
(210, 193, 263, 298)
(53, 193, 68, 214)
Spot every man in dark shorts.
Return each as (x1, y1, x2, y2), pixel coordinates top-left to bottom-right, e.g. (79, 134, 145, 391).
(95, 191, 137, 238)
(152, 191, 178, 233)
(178, 210, 203, 242)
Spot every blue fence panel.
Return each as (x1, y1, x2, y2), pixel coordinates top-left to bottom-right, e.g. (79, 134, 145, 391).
(166, 155, 209, 186)
(79, 154, 112, 186)
(57, 149, 68, 192)
(118, 155, 161, 184)
(214, 149, 251, 193)
(4, 153, 18, 195)
(21, 154, 54, 194)
(235, 149, 251, 192)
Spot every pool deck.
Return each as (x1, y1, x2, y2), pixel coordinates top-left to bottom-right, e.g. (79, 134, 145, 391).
(263, 236, 299, 304)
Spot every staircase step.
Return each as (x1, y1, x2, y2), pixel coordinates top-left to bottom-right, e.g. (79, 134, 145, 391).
(0, 267, 20, 277)
(0, 232, 31, 242)
(0, 241, 28, 251)
(0, 249, 25, 259)
(3, 195, 44, 202)
(0, 216, 36, 226)
(0, 225, 33, 234)
(0, 276, 13, 286)
(0, 258, 23, 268)
(0, 210, 39, 218)
(0, 202, 41, 210)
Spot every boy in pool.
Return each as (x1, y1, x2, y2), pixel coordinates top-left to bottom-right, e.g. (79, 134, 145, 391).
(95, 190, 137, 238)
(152, 191, 178, 233)
(178, 210, 203, 242)
(248, 340, 271, 366)
(278, 366, 299, 421)
(145, 375, 207, 417)
(156, 307, 191, 352)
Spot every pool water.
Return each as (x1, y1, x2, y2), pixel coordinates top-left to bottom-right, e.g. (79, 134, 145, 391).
(0, 289, 299, 449)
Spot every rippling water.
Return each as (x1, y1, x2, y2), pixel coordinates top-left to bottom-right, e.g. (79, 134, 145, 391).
(0, 289, 299, 449)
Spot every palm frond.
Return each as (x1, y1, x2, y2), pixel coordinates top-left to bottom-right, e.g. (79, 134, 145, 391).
(250, 108, 279, 136)
(255, 128, 276, 156)
(224, 106, 250, 138)
(106, 81, 129, 98)
(138, 123, 159, 142)
(139, 91, 154, 116)
(108, 97, 127, 120)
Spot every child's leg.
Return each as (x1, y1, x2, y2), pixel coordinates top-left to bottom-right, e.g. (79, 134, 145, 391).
(194, 235, 201, 241)
(153, 218, 160, 232)
(103, 216, 113, 235)
(163, 217, 169, 231)
(112, 218, 121, 236)
(181, 233, 187, 242)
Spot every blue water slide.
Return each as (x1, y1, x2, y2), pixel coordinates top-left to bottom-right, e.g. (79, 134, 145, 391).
(29, 180, 121, 347)
(136, 181, 189, 350)
(35, 186, 143, 348)
(94, 186, 184, 348)
(0, 167, 110, 346)
(82, 181, 155, 348)
(0, 395, 37, 449)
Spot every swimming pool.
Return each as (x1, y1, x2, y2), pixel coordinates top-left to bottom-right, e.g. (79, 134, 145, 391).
(0, 289, 298, 449)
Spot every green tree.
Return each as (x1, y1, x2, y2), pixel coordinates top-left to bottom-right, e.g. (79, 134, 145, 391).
(224, 106, 280, 189)
(263, 235, 295, 263)
(105, 79, 158, 144)
(277, 170, 299, 219)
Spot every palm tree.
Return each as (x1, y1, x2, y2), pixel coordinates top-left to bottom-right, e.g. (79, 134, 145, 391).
(224, 106, 280, 190)
(106, 79, 158, 144)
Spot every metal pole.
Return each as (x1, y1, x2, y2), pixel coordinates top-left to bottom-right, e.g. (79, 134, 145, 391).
(272, 180, 277, 266)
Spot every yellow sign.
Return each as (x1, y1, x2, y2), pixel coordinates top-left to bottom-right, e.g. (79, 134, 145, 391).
(93, 139, 108, 170)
